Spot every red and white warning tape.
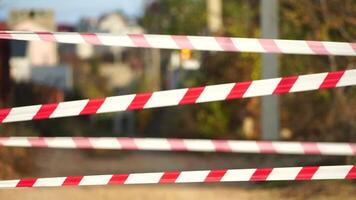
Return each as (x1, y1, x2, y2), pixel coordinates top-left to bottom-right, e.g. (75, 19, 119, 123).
(1, 137, 355, 156)
(0, 165, 354, 188)
(1, 69, 356, 124)
(0, 31, 355, 56)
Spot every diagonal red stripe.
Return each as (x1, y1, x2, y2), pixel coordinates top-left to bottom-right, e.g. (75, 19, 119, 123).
(0, 31, 12, 39)
(73, 137, 93, 148)
(345, 165, 356, 180)
(273, 76, 298, 94)
(259, 39, 281, 53)
(172, 35, 193, 49)
(63, 176, 83, 186)
(257, 141, 277, 154)
(32, 103, 58, 120)
(0, 137, 9, 144)
(36, 31, 56, 42)
(302, 142, 321, 154)
(16, 178, 37, 187)
(80, 33, 101, 45)
(127, 93, 152, 110)
(28, 137, 48, 147)
(351, 43, 356, 52)
(250, 168, 273, 181)
(351, 144, 356, 155)
(118, 138, 138, 150)
(215, 37, 238, 51)
(319, 71, 345, 89)
(80, 98, 105, 115)
(307, 41, 329, 55)
(205, 170, 227, 182)
(128, 34, 151, 48)
(0, 108, 11, 123)
(226, 82, 252, 99)
(179, 87, 205, 105)
(167, 139, 187, 151)
(109, 174, 129, 184)
(159, 171, 180, 183)
(296, 166, 319, 180)
(212, 140, 231, 152)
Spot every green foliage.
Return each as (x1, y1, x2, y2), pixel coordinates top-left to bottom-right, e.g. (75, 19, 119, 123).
(139, 0, 356, 140)
(141, 0, 206, 34)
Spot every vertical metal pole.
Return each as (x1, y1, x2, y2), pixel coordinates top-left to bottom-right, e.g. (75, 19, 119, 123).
(207, 0, 222, 34)
(261, 0, 279, 140)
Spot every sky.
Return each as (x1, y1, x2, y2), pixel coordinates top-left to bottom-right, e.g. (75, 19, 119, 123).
(0, 0, 145, 24)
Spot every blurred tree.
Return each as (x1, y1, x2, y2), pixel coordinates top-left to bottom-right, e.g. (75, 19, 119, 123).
(141, 0, 206, 34)
(280, 0, 356, 141)
(140, 0, 356, 141)
(141, 0, 261, 138)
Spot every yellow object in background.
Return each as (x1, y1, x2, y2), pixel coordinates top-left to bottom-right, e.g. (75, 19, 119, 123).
(180, 48, 191, 60)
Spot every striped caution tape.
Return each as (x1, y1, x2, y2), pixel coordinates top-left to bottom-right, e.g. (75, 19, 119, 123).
(0, 165, 354, 188)
(0, 137, 355, 156)
(0, 69, 355, 124)
(0, 31, 355, 56)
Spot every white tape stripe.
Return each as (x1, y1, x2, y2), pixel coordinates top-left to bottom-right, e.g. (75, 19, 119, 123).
(11, 33, 41, 41)
(322, 42, 355, 56)
(45, 137, 76, 148)
(134, 138, 171, 150)
(3, 105, 41, 123)
(228, 141, 260, 153)
(184, 139, 215, 152)
(125, 173, 163, 184)
(312, 165, 352, 180)
(53, 33, 85, 44)
(49, 100, 88, 118)
(317, 143, 353, 155)
(33, 177, 66, 187)
(175, 171, 210, 183)
(97, 35, 135, 47)
(89, 138, 121, 149)
(274, 40, 314, 55)
(267, 167, 302, 180)
(79, 175, 112, 186)
(337, 70, 356, 87)
(195, 83, 235, 103)
(231, 38, 266, 53)
(289, 73, 327, 92)
(97, 95, 135, 113)
(0, 180, 20, 188)
(2, 137, 31, 147)
(188, 36, 222, 51)
(243, 78, 281, 98)
(145, 35, 178, 49)
(272, 142, 304, 154)
(221, 169, 256, 181)
(144, 89, 188, 108)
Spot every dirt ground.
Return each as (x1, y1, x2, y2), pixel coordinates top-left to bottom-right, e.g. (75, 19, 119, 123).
(0, 149, 354, 199)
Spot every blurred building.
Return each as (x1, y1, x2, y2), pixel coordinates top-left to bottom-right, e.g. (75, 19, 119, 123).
(7, 9, 71, 97)
(8, 9, 58, 82)
(76, 12, 145, 90)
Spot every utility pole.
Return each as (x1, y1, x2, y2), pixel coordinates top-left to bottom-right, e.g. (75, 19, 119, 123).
(207, 0, 222, 34)
(261, 0, 279, 140)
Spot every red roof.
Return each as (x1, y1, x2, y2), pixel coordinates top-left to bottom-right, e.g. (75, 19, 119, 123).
(0, 22, 7, 30)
